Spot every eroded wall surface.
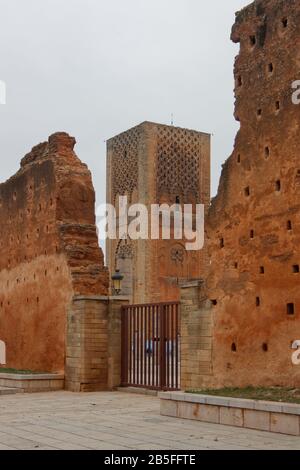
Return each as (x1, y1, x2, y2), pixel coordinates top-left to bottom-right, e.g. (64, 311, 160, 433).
(0, 132, 108, 372)
(203, 0, 300, 388)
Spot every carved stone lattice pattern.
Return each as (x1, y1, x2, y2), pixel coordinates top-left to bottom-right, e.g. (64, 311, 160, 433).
(116, 240, 134, 260)
(157, 126, 201, 199)
(112, 127, 140, 201)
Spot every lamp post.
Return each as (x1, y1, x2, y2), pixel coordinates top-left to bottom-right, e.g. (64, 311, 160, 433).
(111, 269, 124, 295)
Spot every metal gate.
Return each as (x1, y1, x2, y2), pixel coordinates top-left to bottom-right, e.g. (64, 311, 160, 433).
(121, 302, 180, 391)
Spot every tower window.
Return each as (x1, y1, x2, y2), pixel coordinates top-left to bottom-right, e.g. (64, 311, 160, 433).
(237, 76, 242, 87)
(231, 343, 237, 352)
(275, 180, 281, 192)
(293, 265, 299, 274)
(257, 108, 262, 117)
(237, 154, 241, 163)
(265, 146, 270, 158)
(175, 196, 180, 204)
(260, 266, 265, 274)
(287, 220, 292, 231)
(275, 101, 280, 111)
(249, 35, 256, 46)
(256, 297, 260, 307)
(250, 230, 254, 239)
(244, 187, 250, 197)
(282, 18, 288, 28)
(262, 343, 268, 352)
(268, 63, 274, 74)
(287, 303, 295, 315)
(220, 238, 224, 249)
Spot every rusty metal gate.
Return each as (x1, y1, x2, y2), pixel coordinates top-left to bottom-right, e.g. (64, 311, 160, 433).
(121, 302, 180, 391)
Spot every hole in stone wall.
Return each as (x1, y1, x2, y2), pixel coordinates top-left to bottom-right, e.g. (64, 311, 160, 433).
(237, 76, 242, 87)
(275, 101, 280, 111)
(220, 238, 224, 248)
(244, 187, 250, 197)
(268, 63, 274, 74)
(262, 343, 268, 352)
(256, 297, 261, 307)
(234, 262, 238, 269)
(287, 220, 292, 231)
(231, 343, 237, 352)
(237, 154, 241, 163)
(250, 230, 254, 239)
(287, 303, 295, 315)
(211, 300, 218, 306)
(265, 146, 270, 158)
(275, 180, 281, 192)
(282, 18, 288, 28)
(175, 196, 180, 204)
(36, 297, 39, 304)
(257, 108, 262, 118)
(260, 266, 265, 274)
(249, 35, 256, 46)
(293, 265, 299, 274)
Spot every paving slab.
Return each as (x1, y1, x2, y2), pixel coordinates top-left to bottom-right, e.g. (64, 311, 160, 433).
(0, 391, 299, 450)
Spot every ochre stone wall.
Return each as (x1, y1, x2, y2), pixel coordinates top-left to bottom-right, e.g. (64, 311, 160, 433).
(200, 0, 300, 388)
(107, 122, 210, 304)
(0, 132, 108, 373)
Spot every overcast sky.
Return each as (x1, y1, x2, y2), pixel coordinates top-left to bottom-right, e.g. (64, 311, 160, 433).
(0, 0, 250, 204)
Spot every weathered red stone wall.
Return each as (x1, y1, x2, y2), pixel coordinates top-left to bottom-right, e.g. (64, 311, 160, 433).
(204, 0, 300, 388)
(0, 133, 108, 373)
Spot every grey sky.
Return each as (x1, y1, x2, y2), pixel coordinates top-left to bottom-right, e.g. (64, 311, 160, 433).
(0, 0, 250, 204)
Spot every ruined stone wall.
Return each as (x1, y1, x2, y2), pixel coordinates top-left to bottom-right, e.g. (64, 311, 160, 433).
(0, 133, 108, 373)
(107, 122, 210, 304)
(202, 0, 300, 389)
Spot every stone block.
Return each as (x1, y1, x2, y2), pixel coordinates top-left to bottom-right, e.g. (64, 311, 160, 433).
(244, 410, 270, 432)
(220, 406, 244, 427)
(270, 413, 300, 436)
(160, 399, 178, 417)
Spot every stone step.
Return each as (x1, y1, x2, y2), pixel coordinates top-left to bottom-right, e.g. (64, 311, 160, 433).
(0, 387, 18, 396)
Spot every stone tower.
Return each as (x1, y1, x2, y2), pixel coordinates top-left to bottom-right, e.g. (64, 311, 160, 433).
(106, 121, 211, 303)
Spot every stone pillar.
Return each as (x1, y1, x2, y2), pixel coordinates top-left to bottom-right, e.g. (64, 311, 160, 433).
(65, 295, 129, 392)
(108, 296, 129, 390)
(180, 281, 213, 391)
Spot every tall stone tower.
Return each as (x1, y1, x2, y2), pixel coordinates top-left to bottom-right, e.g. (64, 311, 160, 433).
(106, 121, 211, 303)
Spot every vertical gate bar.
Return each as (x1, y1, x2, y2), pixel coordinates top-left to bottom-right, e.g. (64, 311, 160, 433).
(171, 303, 174, 389)
(148, 305, 151, 388)
(175, 303, 179, 390)
(128, 307, 131, 385)
(140, 306, 143, 386)
(137, 306, 140, 386)
(156, 305, 159, 388)
(132, 307, 136, 385)
(166, 304, 169, 389)
(144, 306, 147, 387)
(160, 303, 166, 390)
(152, 305, 155, 388)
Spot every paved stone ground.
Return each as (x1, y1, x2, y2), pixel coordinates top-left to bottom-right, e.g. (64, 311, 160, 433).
(0, 391, 299, 450)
